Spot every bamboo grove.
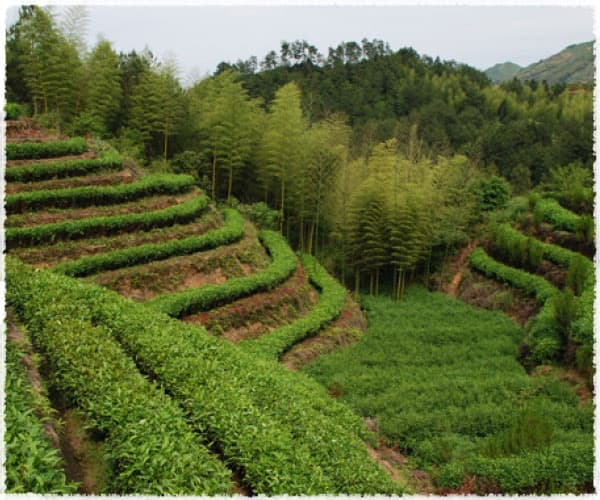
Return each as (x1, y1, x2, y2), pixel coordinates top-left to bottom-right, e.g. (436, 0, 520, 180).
(6, 5, 594, 296)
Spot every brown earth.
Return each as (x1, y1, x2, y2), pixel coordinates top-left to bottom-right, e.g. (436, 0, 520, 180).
(12, 207, 222, 267)
(6, 168, 138, 194)
(90, 221, 268, 301)
(58, 409, 109, 494)
(184, 263, 318, 343)
(281, 295, 367, 370)
(6, 118, 65, 143)
(6, 190, 200, 228)
(442, 240, 479, 297)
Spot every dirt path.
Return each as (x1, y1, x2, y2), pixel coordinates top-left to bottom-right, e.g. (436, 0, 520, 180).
(443, 240, 479, 297)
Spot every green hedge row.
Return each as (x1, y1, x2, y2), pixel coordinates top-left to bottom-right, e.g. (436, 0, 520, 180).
(5, 336, 77, 494)
(53, 208, 244, 277)
(469, 247, 559, 303)
(148, 229, 298, 317)
(6, 137, 88, 160)
(240, 254, 346, 359)
(7, 174, 195, 213)
(7, 195, 208, 248)
(6, 153, 123, 183)
(468, 438, 593, 494)
(7, 259, 232, 495)
(533, 198, 580, 232)
(6, 258, 397, 495)
(491, 223, 581, 269)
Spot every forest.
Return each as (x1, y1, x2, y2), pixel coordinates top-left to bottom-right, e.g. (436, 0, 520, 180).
(4, 4, 596, 496)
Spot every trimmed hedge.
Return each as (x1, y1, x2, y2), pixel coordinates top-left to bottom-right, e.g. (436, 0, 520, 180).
(5, 153, 122, 183)
(468, 438, 593, 493)
(6, 258, 397, 495)
(5, 335, 77, 494)
(7, 195, 208, 248)
(148, 229, 298, 318)
(533, 198, 580, 232)
(240, 254, 346, 359)
(53, 208, 244, 277)
(7, 259, 232, 495)
(7, 137, 88, 160)
(7, 173, 195, 213)
(469, 247, 559, 303)
(491, 223, 587, 269)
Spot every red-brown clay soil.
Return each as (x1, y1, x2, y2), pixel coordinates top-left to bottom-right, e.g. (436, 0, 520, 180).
(442, 240, 479, 298)
(90, 222, 268, 301)
(6, 118, 65, 143)
(184, 263, 318, 343)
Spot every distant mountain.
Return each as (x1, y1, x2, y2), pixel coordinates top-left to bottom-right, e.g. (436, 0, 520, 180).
(516, 41, 594, 84)
(484, 62, 522, 82)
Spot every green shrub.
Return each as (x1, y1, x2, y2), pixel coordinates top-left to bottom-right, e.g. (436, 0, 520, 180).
(7, 262, 232, 495)
(240, 254, 346, 359)
(469, 247, 558, 303)
(566, 254, 591, 295)
(171, 150, 202, 176)
(7, 174, 194, 213)
(5, 337, 78, 494)
(553, 289, 578, 336)
(53, 207, 243, 277)
(148, 230, 298, 317)
(7, 257, 397, 495)
(533, 198, 580, 233)
(239, 202, 281, 230)
(5, 153, 123, 183)
(5, 102, 27, 120)
(7, 195, 207, 248)
(6, 137, 88, 160)
(478, 176, 511, 211)
(434, 462, 465, 489)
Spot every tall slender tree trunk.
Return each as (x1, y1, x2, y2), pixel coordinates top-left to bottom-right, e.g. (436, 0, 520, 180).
(279, 177, 285, 232)
(227, 167, 233, 204)
(163, 131, 168, 161)
(211, 146, 217, 200)
(307, 222, 315, 255)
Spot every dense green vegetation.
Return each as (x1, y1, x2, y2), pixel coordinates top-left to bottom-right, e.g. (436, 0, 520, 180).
(7, 259, 233, 495)
(4, 333, 77, 494)
(6, 137, 88, 160)
(6, 195, 208, 247)
(5, 152, 123, 182)
(4, 5, 595, 495)
(6, 173, 194, 213)
(305, 288, 593, 493)
(7, 258, 398, 495)
(484, 62, 522, 83)
(6, 6, 593, 286)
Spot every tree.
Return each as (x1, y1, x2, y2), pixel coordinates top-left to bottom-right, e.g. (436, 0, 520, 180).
(190, 70, 263, 201)
(82, 39, 122, 135)
(258, 82, 307, 231)
(129, 61, 185, 159)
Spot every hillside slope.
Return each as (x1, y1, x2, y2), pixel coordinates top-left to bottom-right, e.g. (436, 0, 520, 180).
(484, 61, 522, 82)
(517, 41, 593, 83)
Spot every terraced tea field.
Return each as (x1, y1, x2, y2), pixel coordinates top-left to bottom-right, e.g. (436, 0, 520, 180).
(4, 123, 397, 495)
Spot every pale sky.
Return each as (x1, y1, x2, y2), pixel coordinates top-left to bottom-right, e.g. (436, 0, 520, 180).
(4, 3, 596, 83)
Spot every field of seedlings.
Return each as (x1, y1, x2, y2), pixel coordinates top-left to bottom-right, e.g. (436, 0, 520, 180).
(305, 288, 594, 493)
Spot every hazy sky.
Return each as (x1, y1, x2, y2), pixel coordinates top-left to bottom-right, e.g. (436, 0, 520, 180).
(5, 3, 595, 83)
